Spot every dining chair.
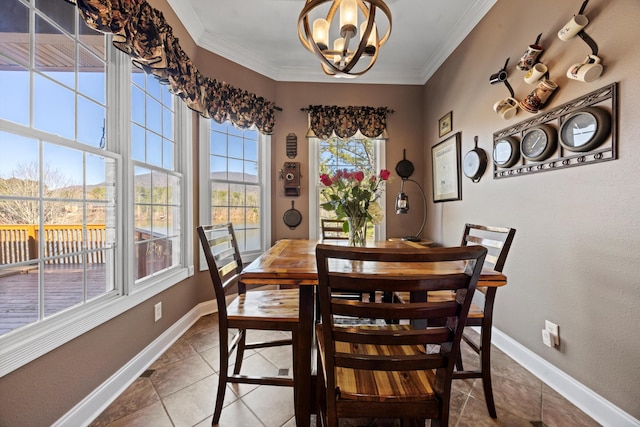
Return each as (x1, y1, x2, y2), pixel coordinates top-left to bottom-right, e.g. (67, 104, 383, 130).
(196, 224, 300, 425)
(315, 244, 487, 427)
(321, 218, 349, 240)
(320, 218, 374, 303)
(395, 223, 516, 418)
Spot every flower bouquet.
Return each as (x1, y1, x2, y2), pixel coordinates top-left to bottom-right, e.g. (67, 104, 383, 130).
(319, 168, 390, 245)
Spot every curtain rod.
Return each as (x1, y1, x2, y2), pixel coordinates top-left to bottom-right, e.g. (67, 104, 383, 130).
(299, 106, 394, 113)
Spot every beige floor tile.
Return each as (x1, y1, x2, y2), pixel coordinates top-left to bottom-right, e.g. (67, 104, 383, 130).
(472, 373, 541, 421)
(542, 384, 602, 427)
(240, 385, 295, 426)
(100, 401, 173, 427)
(89, 377, 159, 427)
(162, 373, 239, 427)
(150, 337, 198, 370)
(150, 353, 215, 398)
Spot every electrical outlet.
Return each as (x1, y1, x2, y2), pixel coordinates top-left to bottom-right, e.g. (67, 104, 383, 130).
(542, 329, 553, 347)
(545, 320, 560, 346)
(154, 302, 162, 322)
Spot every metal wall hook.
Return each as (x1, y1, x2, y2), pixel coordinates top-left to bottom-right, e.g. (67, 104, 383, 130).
(578, 31, 599, 56)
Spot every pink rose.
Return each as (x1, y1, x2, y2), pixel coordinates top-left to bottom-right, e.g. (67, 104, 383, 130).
(320, 174, 333, 186)
(354, 171, 365, 182)
(379, 169, 391, 180)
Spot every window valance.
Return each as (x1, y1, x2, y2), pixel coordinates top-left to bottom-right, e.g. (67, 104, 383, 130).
(305, 105, 390, 140)
(69, 0, 278, 134)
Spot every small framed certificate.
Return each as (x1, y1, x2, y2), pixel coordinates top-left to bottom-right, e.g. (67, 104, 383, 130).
(432, 132, 462, 203)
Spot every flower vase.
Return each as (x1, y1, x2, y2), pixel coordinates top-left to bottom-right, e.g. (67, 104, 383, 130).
(347, 216, 367, 247)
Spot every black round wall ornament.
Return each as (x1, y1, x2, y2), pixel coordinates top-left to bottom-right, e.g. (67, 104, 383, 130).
(395, 149, 415, 179)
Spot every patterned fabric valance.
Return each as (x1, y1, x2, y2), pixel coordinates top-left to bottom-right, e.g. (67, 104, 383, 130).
(69, 0, 278, 134)
(307, 105, 389, 140)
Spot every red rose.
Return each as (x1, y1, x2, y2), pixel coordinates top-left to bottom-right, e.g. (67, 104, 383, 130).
(354, 171, 365, 182)
(379, 169, 391, 180)
(320, 174, 333, 186)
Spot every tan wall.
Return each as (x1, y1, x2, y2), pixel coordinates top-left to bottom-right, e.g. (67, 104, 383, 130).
(2, 0, 639, 425)
(270, 81, 424, 241)
(422, 0, 640, 418)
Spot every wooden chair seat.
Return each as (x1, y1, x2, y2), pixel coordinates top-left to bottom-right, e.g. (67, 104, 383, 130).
(227, 289, 299, 321)
(317, 324, 437, 402)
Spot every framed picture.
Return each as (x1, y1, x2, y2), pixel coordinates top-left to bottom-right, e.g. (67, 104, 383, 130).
(438, 111, 452, 138)
(432, 132, 462, 203)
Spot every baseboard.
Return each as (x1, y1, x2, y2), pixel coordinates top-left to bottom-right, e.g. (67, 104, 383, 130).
(53, 300, 217, 427)
(490, 327, 640, 427)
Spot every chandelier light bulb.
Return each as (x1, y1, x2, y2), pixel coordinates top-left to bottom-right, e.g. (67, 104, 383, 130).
(313, 18, 329, 51)
(360, 20, 377, 55)
(340, 0, 358, 38)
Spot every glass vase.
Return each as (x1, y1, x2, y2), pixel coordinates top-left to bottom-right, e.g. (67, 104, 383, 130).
(347, 216, 367, 247)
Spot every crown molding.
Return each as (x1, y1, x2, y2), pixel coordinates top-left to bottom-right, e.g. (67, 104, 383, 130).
(167, 0, 496, 85)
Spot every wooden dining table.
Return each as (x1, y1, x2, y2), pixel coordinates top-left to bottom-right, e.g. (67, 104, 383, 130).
(239, 239, 507, 427)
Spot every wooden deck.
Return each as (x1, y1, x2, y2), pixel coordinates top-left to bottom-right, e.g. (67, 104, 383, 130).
(0, 264, 108, 335)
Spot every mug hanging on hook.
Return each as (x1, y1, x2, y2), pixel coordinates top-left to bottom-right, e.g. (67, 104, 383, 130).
(517, 33, 543, 71)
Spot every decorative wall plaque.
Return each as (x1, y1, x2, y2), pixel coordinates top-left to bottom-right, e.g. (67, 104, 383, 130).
(492, 82, 617, 179)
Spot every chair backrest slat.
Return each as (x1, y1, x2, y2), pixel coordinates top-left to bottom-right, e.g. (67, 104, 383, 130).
(462, 223, 516, 272)
(197, 223, 244, 315)
(316, 244, 487, 378)
(321, 219, 349, 240)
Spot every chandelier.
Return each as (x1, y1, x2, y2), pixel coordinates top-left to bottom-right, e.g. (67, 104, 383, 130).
(298, 0, 392, 78)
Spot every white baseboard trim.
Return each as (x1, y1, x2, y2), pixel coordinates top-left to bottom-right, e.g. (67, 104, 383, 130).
(491, 327, 640, 427)
(53, 300, 217, 427)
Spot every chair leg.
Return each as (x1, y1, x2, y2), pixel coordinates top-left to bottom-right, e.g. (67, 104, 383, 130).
(480, 287, 498, 418)
(480, 325, 497, 418)
(232, 329, 246, 375)
(213, 331, 230, 425)
(455, 336, 465, 371)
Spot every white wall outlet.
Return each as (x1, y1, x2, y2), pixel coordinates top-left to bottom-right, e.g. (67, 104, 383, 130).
(542, 329, 553, 347)
(154, 302, 162, 322)
(545, 320, 560, 346)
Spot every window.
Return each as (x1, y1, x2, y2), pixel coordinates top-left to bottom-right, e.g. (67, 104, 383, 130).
(0, 0, 192, 376)
(199, 119, 271, 262)
(308, 133, 386, 240)
(131, 70, 183, 283)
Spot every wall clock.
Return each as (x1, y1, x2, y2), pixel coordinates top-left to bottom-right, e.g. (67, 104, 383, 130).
(463, 136, 487, 182)
(493, 136, 520, 168)
(521, 124, 557, 162)
(559, 106, 611, 152)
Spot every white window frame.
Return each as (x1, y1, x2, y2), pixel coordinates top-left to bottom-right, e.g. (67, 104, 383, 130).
(0, 5, 193, 376)
(198, 117, 271, 265)
(308, 134, 386, 241)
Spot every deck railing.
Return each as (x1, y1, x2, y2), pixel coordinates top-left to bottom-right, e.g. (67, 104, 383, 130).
(0, 224, 107, 265)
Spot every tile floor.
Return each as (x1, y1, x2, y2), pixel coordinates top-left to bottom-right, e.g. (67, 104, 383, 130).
(90, 314, 601, 427)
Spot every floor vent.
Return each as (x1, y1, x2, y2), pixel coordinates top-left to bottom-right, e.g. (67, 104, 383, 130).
(530, 422, 547, 426)
(140, 369, 155, 378)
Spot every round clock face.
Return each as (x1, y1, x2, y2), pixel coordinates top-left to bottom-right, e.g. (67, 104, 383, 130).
(493, 136, 520, 168)
(463, 148, 487, 182)
(521, 124, 557, 162)
(559, 107, 611, 152)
